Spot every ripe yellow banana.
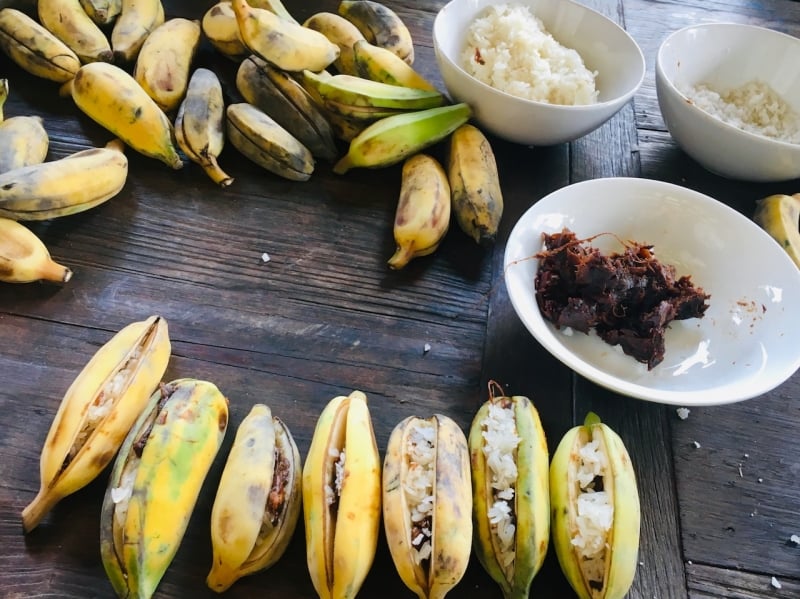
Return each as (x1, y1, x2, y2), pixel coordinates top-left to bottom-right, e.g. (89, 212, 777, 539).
(302, 390, 381, 599)
(448, 124, 503, 246)
(175, 68, 233, 188)
(236, 55, 338, 161)
(0, 217, 72, 283)
(550, 412, 641, 599)
(469, 384, 550, 599)
(133, 18, 200, 114)
(110, 0, 164, 63)
(226, 102, 314, 181)
(353, 39, 436, 91)
(388, 153, 450, 270)
(202, 1, 248, 61)
(21, 316, 170, 533)
(79, 0, 121, 26)
(101, 378, 229, 599)
(753, 193, 800, 269)
(0, 139, 127, 221)
(333, 102, 471, 174)
(0, 114, 49, 174)
(231, 0, 340, 73)
(37, 0, 113, 63)
(338, 0, 414, 64)
(382, 414, 472, 599)
(0, 9, 81, 83)
(303, 11, 365, 76)
(207, 403, 302, 592)
(69, 62, 183, 169)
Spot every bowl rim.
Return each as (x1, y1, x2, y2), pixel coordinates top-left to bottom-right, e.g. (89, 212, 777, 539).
(655, 21, 800, 151)
(433, 0, 646, 111)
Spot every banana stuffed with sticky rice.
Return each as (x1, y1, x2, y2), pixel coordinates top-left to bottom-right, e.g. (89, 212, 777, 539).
(101, 378, 229, 599)
(468, 384, 549, 599)
(207, 404, 302, 592)
(550, 412, 640, 599)
(383, 414, 472, 599)
(302, 390, 381, 599)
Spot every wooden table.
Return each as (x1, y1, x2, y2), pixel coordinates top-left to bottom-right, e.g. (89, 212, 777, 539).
(1, 0, 798, 597)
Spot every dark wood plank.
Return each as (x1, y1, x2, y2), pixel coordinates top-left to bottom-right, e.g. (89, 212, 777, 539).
(686, 563, 800, 599)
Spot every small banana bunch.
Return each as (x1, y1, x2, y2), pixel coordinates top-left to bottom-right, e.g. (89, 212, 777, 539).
(207, 403, 302, 592)
(550, 412, 641, 599)
(388, 154, 450, 270)
(382, 413, 472, 599)
(0, 79, 49, 175)
(101, 378, 229, 599)
(21, 316, 170, 533)
(302, 390, 381, 599)
(469, 384, 550, 599)
(753, 193, 800, 269)
(0, 217, 72, 283)
(0, 138, 128, 221)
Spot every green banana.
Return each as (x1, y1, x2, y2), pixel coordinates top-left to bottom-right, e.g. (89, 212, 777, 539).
(0, 8, 81, 83)
(448, 124, 504, 246)
(226, 102, 314, 182)
(333, 102, 471, 174)
(174, 68, 233, 187)
(338, 0, 414, 64)
(753, 193, 800, 269)
(550, 412, 641, 599)
(469, 385, 550, 599)
(231, 0, 339, 73)
(207, 404, 302, 592)
(236, 56, 338, 162)
(101, 378, 229, 599)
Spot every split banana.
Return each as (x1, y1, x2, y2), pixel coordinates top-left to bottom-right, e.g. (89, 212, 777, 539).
(175, 68, 233, 188)
(382, 414, 472, 599)
(236, 56, 338, 161)
(0, 139, 127, 221)
(110, 0, 164, 63)
(0, 114, 49, 174)
(448, 124, 503, 246)
(0, 217, 72, 283)
(333, 102, 471, 174)
(303, 11, 365, 76)
(388, 154, 450, 270)
(338, 0, 414, 64)
(550, 412, 640, 599)
(79, 0, 121, 26)
(469, 384, 550, 599)
(101, 378, 229, 599)
(753, 193, 800, 269)
(21, 316, 170, 533)
(353, 40, 436, 91)
(302, 390, 381, 599)
(207, 404, 302, 592)
(37, 0, 113, 64)
(69, 62, 183, 169)
(133, 18, 201, 114)
(0, 8, 81, 83)
(231, 0, 339, 73)
(226, 102, 314, 182)
(202, 2, 248, 61)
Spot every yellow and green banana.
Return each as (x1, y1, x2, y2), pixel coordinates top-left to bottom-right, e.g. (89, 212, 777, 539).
(753, 193, 800, 269)
(207, 403, 302, 592)
(353, 39, 436, 91)
(382, 414, 472, 599)
(550, 412, 641, 599)
(302, 390, 381, 599)
(100, 378, 229, 599)
(469, 385, 550, 599)
(21, 316, 170, 532)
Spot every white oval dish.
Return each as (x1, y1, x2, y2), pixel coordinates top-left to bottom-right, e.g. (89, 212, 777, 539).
(503, 177, 800, 405)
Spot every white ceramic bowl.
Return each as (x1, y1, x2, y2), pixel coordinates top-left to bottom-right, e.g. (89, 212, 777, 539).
(504, 177, 800, 405)
(656, 23, 800, 182)
(432, 0, 645, 146)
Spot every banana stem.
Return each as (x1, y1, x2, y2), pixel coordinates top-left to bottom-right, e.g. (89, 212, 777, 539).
(21, 489, 61, 533)
(201, 158, 234, 188)
(39, 259, 73, 283)
(332, 155, 353, 175)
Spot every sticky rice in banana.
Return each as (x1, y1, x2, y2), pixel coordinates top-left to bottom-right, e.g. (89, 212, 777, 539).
(404, 420, 436, 563)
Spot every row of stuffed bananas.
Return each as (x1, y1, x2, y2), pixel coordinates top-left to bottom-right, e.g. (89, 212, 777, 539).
(21, 316, 641, 599)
